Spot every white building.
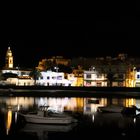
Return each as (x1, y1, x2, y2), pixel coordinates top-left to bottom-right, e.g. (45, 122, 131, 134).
(67, 74, 77, 86)
(135, 68, 140, 87)
(1, 69, 31, 77)
(84, 67, 107, 87)
(6, 77, 34, 86)
(36, 71, 72, 86)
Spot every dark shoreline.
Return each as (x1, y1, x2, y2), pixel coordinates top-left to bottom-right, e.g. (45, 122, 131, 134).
(0, 86, 140, 98)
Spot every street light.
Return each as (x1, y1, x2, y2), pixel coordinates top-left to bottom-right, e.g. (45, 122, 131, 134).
(16, 66, 20, 86)
(54, 66, 59, 86)
(54, 66, 59, 72)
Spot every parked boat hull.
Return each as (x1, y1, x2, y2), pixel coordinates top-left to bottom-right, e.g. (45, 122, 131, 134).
(20, 113, 76, 124)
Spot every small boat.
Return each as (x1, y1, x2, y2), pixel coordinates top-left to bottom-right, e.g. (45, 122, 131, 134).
(97, 105, 136, 115)
(97, 105, 123, 113)
(18, 106, 77, 125)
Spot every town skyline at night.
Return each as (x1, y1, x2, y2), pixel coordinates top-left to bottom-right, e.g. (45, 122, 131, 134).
(1, 7, 139, 68)
(0, 44, 140, 68)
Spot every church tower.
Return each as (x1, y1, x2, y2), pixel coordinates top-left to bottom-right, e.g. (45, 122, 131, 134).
(5, 47, 13, 68)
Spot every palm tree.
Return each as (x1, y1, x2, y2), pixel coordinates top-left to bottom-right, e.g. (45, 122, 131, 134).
(29, 68, 42, 85)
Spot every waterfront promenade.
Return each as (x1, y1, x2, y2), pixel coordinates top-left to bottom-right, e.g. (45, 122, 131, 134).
(0, 85, 140, 98)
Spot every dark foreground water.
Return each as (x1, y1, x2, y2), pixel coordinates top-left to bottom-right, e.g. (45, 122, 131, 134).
(0, 93, 140, 140)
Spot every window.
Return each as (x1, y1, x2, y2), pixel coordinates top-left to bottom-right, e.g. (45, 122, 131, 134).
(86, 81, 91, 86)
(118, 74, 123, 79)
(97, 74, 101, 78)
(57, 76, 62, 80)
(86, 74, 91, 79)
(137, 75, 140, 79)
(21, 72, 26, 75)
(52, 76, 56, 79)
(97, 82, 101, 87)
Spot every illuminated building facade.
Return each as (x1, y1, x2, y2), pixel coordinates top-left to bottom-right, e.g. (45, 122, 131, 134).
(36, 71, 72, 86)
(125, 66, 140, 87)
(6, 77, 34, 86)
(47, 56, 71, 66)
(84, 67, 107, 87)
(37, 56, 71, 71)
(134, 67, 140, 87)
(72, 66, 84, 86)
(36, 58, 47, 71)
(0, 47, 33, 85)
(1, 69, 31, 77)
(67, 73, 77, 86)
(125, 66, 136, 87)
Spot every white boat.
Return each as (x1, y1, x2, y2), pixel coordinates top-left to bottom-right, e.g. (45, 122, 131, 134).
(18, 106, 77, 124)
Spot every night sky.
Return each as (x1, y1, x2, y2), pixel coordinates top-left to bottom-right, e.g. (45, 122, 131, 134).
(1, 3, 139, 68)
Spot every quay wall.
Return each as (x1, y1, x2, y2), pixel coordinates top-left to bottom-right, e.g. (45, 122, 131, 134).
(0, 85, 140, 97)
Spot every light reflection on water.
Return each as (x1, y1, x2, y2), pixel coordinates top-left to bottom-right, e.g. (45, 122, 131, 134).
(0, 95, 140, 139)
(1, 97, 138, 113)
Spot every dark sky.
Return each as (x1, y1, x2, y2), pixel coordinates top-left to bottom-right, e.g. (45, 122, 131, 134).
(1, 3, 139, 68)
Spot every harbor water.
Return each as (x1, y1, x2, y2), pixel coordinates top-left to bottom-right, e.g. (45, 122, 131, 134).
(0, 91, 140, 140)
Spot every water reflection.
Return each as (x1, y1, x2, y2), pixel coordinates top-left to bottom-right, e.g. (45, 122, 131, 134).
(0, 96, 140, 138)
(92, 112, 139, 137)
(0, 97, 139, 114)
(5, 108, 12, 135)
(19, 123, 77, 140)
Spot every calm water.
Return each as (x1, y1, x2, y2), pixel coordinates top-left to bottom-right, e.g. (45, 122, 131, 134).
(0, 92, 140, 140)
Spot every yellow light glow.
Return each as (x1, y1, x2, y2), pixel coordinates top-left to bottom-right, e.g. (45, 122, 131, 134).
(6, 109, 12, 135)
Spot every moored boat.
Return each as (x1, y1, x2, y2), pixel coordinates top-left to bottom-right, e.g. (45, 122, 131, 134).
(97, 105, 137, 115)
(18, 106, 77, 124)
(97, 105, 123, 113)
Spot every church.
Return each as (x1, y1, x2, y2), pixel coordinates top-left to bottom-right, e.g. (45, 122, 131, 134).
(0, 47, 34, 86)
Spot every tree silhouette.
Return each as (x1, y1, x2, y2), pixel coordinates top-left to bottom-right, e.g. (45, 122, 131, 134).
(29, 69, 42, 85)
(107, 71, 114, 87)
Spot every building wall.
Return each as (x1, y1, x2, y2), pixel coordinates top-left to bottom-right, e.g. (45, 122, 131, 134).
(72, 66, 84, 86)
(135, 70, 140, 87)
(36, 59, 47, 71)
(36, 71, 72, 86)
(84, 70, 107, 87)
(7, 78, 34, 86)
(67, 74, 77, 86)
(1, 69, 31, 77)
(48, 56, 71, 66)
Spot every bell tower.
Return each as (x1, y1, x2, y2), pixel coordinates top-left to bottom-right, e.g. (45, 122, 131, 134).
(5, 47, 13, 68)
